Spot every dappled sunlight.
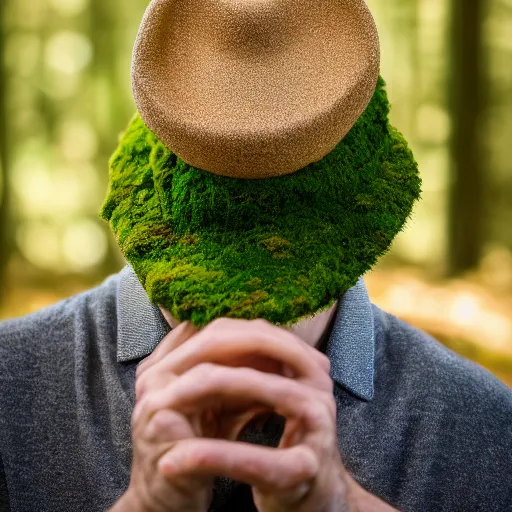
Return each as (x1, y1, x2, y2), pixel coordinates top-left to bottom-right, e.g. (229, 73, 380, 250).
(0, 0, 511, 387)
(367, 263, 512, 385)
(368, 269, 512, 354)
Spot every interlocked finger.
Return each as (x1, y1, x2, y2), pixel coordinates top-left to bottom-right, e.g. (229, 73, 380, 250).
(140, 364, 336, 432)
(135, 322, 198, 401)
(158, 438, 319, 495)
(136, 321, 198, 379)
(146, 318, 333, 392)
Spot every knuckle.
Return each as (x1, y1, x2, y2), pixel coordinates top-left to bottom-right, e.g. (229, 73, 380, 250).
(200, 318, 234, 347)
(183, 445, 210, 470)
(131, 401, 144, 430)
(147, 410, 170, 440)
(241, 455, 265, 478)
(208, 317, 253, 334)
(319, 353, 331, 373)
(135, 358, 150, 379)
(323, 392, 337, 418)
(135, 374, 148, 400)
(304, 401, 331, 429)
(146, 410, 180, 441)
(135, 370, 159, 400)
(136, 367, 177, 401)
(135, 394, 160, 424)
(317, 373, 334, 393)
(207, 317, 231, 332)
(191, 362, 226, 388)
(252, 318, 271, 329)
(294, 447, 319, 479)
(192, 362, 217, 378)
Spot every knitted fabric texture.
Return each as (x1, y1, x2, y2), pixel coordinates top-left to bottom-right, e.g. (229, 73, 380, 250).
(100, 77, 421, 327)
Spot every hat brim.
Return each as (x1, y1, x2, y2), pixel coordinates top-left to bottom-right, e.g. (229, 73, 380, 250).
(101, 77, 421, 327)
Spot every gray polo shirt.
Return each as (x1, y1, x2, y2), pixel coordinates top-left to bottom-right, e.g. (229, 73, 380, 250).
(0, 265, 511, 512)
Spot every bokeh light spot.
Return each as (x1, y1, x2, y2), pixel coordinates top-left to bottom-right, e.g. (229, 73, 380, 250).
(45, 31, 92, 75)
(62, 219, 108, 271)
(59, 120, 98, 162)
(416, 104, 451, 144)
(17, 222, 61, 270)
(49, 0, 89, 17)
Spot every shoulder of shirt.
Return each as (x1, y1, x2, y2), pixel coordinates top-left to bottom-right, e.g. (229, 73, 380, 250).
(0, 271, 120, 356)
(372, 304, 512, 416)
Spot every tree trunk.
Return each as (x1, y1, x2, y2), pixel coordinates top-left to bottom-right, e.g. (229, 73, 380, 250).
(89, 0, 129, 276)
(0, 0, 10, 303)
(447, 0, 485, 275)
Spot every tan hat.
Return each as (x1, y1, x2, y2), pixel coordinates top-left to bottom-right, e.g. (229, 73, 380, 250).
(132, 0, 380, 179)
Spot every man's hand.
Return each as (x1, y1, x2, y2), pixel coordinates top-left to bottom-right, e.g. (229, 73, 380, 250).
(113, 321, 213, 512)
(132, 318, 355, 512)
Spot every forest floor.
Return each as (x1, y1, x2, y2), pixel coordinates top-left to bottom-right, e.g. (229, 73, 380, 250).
(366, 266, 512, 386)
(1, 262, 512, 387)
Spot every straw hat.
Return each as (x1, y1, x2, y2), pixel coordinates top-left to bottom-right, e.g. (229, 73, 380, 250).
(132, 0, 380, 178)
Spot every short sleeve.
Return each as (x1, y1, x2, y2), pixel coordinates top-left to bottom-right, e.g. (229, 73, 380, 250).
(0, 452, 10, 510)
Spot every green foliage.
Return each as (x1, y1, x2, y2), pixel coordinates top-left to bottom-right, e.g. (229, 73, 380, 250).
(100, 77, 421, 327)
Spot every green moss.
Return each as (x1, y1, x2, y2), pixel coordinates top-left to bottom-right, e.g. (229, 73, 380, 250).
(259, 236, 292, 259)
(100, 77, 421, 327)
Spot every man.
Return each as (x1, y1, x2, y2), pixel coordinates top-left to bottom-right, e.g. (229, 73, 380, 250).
(1, 0, 511, 511)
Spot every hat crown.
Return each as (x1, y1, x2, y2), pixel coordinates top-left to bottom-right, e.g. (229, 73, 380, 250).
(210, 0, 292, 56)
(132, 0, 380, 179)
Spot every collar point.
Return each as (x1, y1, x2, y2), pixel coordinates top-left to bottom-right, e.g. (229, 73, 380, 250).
(333, 375, 374, 402)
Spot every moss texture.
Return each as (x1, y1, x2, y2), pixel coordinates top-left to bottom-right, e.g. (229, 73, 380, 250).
(100, 77, 421, 327)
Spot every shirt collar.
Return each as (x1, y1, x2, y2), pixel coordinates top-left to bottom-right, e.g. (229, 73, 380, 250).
(116, 265, 375, 400)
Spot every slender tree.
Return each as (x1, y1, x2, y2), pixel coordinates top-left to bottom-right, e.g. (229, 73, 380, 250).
(89, 0, 134, 275)
(448, 0, 485, 275)
(0, 0, 10, 304)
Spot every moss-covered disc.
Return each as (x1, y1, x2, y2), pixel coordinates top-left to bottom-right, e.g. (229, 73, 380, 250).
(101, 77, 421, 327)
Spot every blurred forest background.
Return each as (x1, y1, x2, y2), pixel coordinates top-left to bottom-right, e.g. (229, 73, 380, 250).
(1, 0, 512, 385)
